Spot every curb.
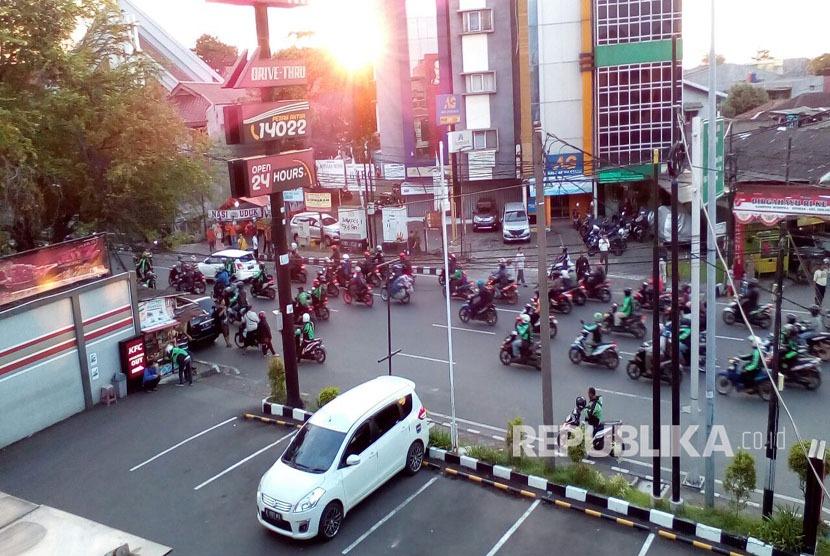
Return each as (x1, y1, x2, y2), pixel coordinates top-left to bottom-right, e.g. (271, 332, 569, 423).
(428, 447, 793, 556)
(261, 398, 313, 423)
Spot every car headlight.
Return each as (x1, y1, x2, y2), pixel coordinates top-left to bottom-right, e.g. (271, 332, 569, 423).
(294, 487, 325, 513)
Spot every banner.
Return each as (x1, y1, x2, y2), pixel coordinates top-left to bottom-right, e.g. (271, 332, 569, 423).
(734, 190, 830, 223)
(382, 207, 408, 243)
(0, 235, 110, 308)
(316, 159, 346, 188)
(208, 207, 264, 221)
(306, 192, 331, 209)
(138, 296, 177, 333)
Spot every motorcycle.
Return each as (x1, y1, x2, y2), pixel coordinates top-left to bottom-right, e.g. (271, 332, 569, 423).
(558, 403, 626, 455)
(498, 332, 542, 369)
(317, 267, 340, 298)
(630, 209, 650, 242)
(343, 285, 374, 307)
(251, 275, 277, 300)
(600, 306, 647, 339)
(381, 275, 413, 304)
(722, 302, 773, 329)
(576, 278, 613, 304)
(626, 341, 683, 385)
(795, 322, 830, 361)
(138, 270, 157, 289)
(716, 355, 773, 401)
(459, 301, 498, 326)
(568, 328, 620, 369)
(296, 337, 327, 364)
(289, 263, 308, 284)
(522, 303, 558, 339)
(548, 290, 573, 314)
(313, 299, 331, 321)
(632, 282, 670, 312)
(487, 278, 519, 305)
(234, 323, 260, 349)
(442, 277, 475, 300)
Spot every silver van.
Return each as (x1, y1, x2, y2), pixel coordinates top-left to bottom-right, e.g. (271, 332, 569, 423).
(502, 202, 531, 243)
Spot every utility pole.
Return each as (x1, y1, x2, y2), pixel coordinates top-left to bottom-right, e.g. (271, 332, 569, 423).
(704, 0, 718, 507)
(669, 34, 682, 508)
(651, 148, 662, 499)
(254, 3, 301, 408)
(534, 122, 553, 468)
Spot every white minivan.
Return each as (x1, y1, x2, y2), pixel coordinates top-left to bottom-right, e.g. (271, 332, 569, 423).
(256, 376, 430, 541)
(502, 201, 531, 243)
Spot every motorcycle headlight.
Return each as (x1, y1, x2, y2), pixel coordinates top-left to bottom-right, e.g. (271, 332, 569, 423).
(294, 487, 325, 513)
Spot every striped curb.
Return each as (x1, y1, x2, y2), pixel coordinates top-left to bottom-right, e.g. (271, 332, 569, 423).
(428, 447, 794, 556)
(261, 398, 313, 423)
(242, 413, 303, 429)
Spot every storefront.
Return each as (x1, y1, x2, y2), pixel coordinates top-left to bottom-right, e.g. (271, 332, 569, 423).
(129, 294, 187, 391)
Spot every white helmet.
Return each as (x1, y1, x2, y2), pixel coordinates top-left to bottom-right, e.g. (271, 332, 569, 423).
(302, 313, 310, 323)
(165, 344, 173, 355)
(520, 314, 531, 324)
(291, 242, 298, 250)
(343, 254, 350, 260)
(560, 270, 568, 278)
(376, 245, 382, 252)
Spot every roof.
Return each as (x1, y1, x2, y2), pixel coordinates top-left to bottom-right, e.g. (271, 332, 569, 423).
(210, 249, 253, 258)
(735, 92, 830, 120)
(682, 79, 728, 98)
(171, 82, 247, 106)
(733, 127, 830, 184)
(168, 94, 210, 128)
(309, 376, 416, 433)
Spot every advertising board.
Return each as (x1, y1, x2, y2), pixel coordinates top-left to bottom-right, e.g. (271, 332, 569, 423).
(228, 149, 315, 198)
(224, 101, 310, 145)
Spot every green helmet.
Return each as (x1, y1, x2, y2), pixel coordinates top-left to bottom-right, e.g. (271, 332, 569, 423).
(594, 312, 603, 321)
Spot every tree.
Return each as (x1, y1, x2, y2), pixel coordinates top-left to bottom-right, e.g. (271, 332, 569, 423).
(193, 34, 238, 74)
(0, 0, 212, 250)
(722, 83, 770, 118)
(787, 440, 830, 493)
(808, 53, 830, 76)
(723, 449, 756, 514)
(701, 53, 726, 65)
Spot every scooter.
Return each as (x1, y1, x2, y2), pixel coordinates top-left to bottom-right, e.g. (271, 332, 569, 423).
(343, 285, 374, 307)
(548, 290, 573, 314)
(722, 302, 773, 329)
(250, 275, 277, 300)
(498, 332, 542, 370)
(575, 279, 613, 304)
(313, 299, 331, 321)
(626, 342, 682, 385)
(568, 328, 620, 369)
(522, 304, 558, 339)
(795, 322, 830, 361)
(317, 267, 340, 298)
(381, 275, 413, 304)
(234, 323, 260, 350)
(459, 301, 498, 326)
(632, 282, 670, 312)
(600, 306, 647, 339)
(138, 270, 157, 289)
(716, 355, 773, 401)
(442, 278, 475, 300)
(289, 263, 308, 284)
(558, 400, 626, 455)
(296, 337, 327, 364)
(487, 279, 519, 305)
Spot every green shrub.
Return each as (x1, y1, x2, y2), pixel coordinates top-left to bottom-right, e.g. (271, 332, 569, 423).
(466, 445, 505, 465)
(429, 428, 453, 451)
(753, 505, 803, 553)
(606, 474, 631, 498)
(317, 387, 340, 408)
(817, 538, 830, 556)
(567, 425, 587, 465)
(505, 415, 525, 465)
(266, 357, 286, 404)
(163, 230, 195, 250)
(788, 440, 830, 493)
(724, 449, 756, 513)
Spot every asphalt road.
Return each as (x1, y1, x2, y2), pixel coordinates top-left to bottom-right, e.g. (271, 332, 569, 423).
(130, 251, 826, 510)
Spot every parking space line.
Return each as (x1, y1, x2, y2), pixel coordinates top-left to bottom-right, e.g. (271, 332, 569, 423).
(432, 323, 496, 335)
(637, 532, 655, 556)
(341, 476, 438, 555)
(484, 499, 541, 556)
(597, 388, 671, 404)
(716, 335, 744, 341)
(398, 353, 453, 364)
(130, 417, 237, 472)
(193, 431, 295, 491)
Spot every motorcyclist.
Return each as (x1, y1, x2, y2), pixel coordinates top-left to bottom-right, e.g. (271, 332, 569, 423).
(583, 313, 604, 355)
(214, 265, 230, 298)
(781, 314, 801, 372)
(223, 257, 236, 280)
(560, 269, 576, 292)
(740, 278, 760, 315)
(389, 272, 411, 299)
(330, 244, 341, 266)
(448, 266, 464, 294)
(311, 279, 326, 308)
(801, 305, 823, 343)
(340, 253, 352, 282)
(584, 387, 603, 432)
(741, 338, 764, 389)
(361, 250, 374, 275)
(494, 259, 512, 288)
(371, 245, 384, 266)
(251, 263, 268, 292)
(575, 252, 591, 281)
(242, 307, 260, 346)
(512, 313, 532, 359)
(469, 279, 493, 317)
(584, 263, 606, 295)
(135, 250, 153, 281)
(398, 252, 412, 275)
(294, 312, 315, 352)
(295, 286, 312, 316)
(555, 248, 571, 272)
(349, 267, 368, 300)
(614, 288, 634, 327)
(229, 283, 249, 320)
(288, 242, 302, 277)
(448, 252, 459, 276)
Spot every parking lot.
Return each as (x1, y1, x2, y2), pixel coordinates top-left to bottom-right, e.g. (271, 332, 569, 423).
(0, 374, 702, 555)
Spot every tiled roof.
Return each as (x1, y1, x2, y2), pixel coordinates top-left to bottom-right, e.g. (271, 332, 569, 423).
(735, 92, 830, 120)
(172, 82, 247, 106)
(733, 126, 830, 184)
(169, 95, 210, 128)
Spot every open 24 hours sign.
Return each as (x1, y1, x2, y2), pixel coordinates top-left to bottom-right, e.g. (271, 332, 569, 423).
(228, 149, 315, 198)
(224, 101, 310, 145)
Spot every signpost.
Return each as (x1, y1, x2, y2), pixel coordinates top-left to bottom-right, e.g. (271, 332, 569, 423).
(224, 101, 310, 145)
(221, 47, 308, 89)
(228, 149, 315, 197)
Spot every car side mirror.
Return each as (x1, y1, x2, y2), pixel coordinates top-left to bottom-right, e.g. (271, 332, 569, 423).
(346, 454, 361, 466)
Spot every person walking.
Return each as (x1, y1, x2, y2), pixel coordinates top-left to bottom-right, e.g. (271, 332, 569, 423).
(228, 223, 238, 248)
(252, 232, 259, 260)
(598, 233, 610, 273)
(257, 311, 276, 356)
(515, 247, 526, 287)
(814, 259, 828, 306)
(206, 226, 215, 252)
(214, 298, 231, 347)
(214, 222, 223, 249)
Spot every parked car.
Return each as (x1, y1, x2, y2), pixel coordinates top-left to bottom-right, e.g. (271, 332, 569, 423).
(174, 296, 219, 347)
(197, 249, 258, 282)
(502, 202, 531, 243)
(472, 197, 500, 232)
(290, 212, 340, 246)
(256, 376, 430, 541)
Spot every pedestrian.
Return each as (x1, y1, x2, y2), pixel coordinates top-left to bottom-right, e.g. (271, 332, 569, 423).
(407, 230, 417, 256)
(238, 234, 247, 252)
(264, 225, 272, 259)
(659, 257, 667, 289)
(214, 222, 223, 248)
(515, 247, 526, 286)
(814, 259, 828, 306)
(142, 363, 160, 392)
(206, 226, 215, 252)
(229, 222, 238, 248)
(598, 233, 610, 273)
(166, 344, 192, 386)
(258, 311, 276, 356)
(252, 232, 259, 260)
(214, 298, 231, 347)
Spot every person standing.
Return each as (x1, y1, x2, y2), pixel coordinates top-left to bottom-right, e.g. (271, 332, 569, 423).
(515, 247, 526, 287)
(814, 259, 828, 306)
(206, 226, 215, 252)
(229, 222, 238, 248)
(213, 298, 231, 348)
(257, 311, 276, 356)
(238, 234, 247, 252)
(252, 232, 259, 260)
(264, 225, 272, 259)
(214, 222, 223, 248)
(598, 233, 610, 273)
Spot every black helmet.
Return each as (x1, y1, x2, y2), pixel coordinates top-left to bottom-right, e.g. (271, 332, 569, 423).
(749, 278, 759, 287)
(811, 304, 821, 317)
(624, 287, 632, 296)
(575, 396, 586, 410)
(786, 313, 797, 325)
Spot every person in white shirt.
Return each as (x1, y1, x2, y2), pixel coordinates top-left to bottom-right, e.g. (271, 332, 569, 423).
(242, 309, 260, 351)
(598, 234, 610, 273)
(515, 247, 526, 286)
(252, 232, 259, 260)
(814, 259, 828, 306)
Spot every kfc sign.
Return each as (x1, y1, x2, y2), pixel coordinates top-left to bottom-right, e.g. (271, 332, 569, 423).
(229, 149, 315, 198)
(224, 101, 310, 145)
(119, 337, 146, 379)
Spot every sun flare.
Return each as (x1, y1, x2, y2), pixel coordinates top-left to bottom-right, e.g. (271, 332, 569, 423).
(303, 0, 386, 71)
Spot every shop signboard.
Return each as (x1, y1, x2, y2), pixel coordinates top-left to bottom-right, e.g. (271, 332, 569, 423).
(138, 297, 177, 333)
(436, 94, 461, 125)
(338, 207, 367, 252)
(401, 181, 434, 196)
(224, 101, 310, 145)
(316, 159, 345, 188)
(228, 148, 315, 198)
(0, 235, 110, 308)
(382, 206, 408, 243)
(734, 191, 830, 221)
(282, 188, 304, 202)
(119, 337, 146, 379)
(221, 47, 307, 89)
(208, 207, 264, 221)
(382, 163, 406, 180)
(306, 192, 331, 209)
(692, 117, 725, 203)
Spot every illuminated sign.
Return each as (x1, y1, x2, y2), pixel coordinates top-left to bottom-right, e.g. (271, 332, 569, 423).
(119, 337, 146, 379)
(228, 149, 315, 198)
(223, 48, 307, 89)
(224, 101, 310, 145)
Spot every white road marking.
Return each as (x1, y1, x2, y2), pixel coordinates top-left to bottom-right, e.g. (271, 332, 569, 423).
(638, 533, 655, 556)
(716, 335, 744, 341)
(193, 431, 295, 491)
(398, 353, 453, 364)
(429, 412, 507, 433)
(485, 500, 541, 556)
(341, 476, 439, 554)
(130, 417, 237, 472)
(619, 350, 636, 356)
(596, 388, 671, 404)
(431, 323, 496, 335)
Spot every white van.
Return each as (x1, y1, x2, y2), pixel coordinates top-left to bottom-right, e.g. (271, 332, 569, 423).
(502, 202, 531, 243)
(256, 376, 430, 541)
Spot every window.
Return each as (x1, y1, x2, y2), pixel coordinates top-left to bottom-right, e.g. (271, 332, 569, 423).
(322, 216, 338, 226)
(373, 403, 403, 437)
(464, 72, 496, 94)
(472, 129, 498, 150)
(462, 9, 493, 33)
(342, 421, 372, 464)
(282, 423, 346, 474)
(398, 394, 414, 419)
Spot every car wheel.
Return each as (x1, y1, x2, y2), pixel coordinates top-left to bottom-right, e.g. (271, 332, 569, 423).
(405, 441, 424, 475)
(318, 501, 343, 541)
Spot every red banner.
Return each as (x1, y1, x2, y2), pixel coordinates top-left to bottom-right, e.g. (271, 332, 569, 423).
(0, 235, 111, 308)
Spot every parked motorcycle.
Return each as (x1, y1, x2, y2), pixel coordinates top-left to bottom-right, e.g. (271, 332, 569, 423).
(498, 332, 542, 370)
(600, 305, 647, 339)
(343, 285, 374, 307)
(458, 301, 498, 326)
(568, 328, 620, 369)
(250, 275, 277, 300)
(722, 302, 773, 329)
(559, 400, 626, 455)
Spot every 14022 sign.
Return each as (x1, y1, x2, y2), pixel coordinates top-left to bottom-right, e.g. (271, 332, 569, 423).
(224, 101, 310, 145)
(229, 149, 315, 198)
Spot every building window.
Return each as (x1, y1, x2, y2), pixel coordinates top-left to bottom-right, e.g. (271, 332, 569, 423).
(594, 0, 681, 46)
(464, 72, 496, 94)
(462, 9, 493, 33)
(472, 129, 498, 150)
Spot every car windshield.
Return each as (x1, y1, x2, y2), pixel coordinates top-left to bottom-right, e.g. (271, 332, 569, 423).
(281, 423, 346, 474)
(322, 216, 338, 226)
(238, 254, 254, 263)
(196, 298, 213, 313)
(505, 210, 527, 223)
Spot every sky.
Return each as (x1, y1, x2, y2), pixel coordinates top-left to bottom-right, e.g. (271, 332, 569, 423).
(128, 0, 830, 68)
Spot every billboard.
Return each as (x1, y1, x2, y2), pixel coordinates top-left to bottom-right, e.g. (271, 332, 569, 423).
(0, 235, 110, 308)
(228, 149, 315, 198)
(224, 101, 310, 145)
(224, 48, 308, 89)
(436, 94, 460, 125)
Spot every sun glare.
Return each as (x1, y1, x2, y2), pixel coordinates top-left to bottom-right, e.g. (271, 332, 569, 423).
(304, 0, 386, 71)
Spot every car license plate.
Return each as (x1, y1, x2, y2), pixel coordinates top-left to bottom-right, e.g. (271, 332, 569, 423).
(266, 509, 282, 521)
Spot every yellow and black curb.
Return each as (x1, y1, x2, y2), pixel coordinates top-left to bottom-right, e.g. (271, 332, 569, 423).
(242, 413, 303, 429)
